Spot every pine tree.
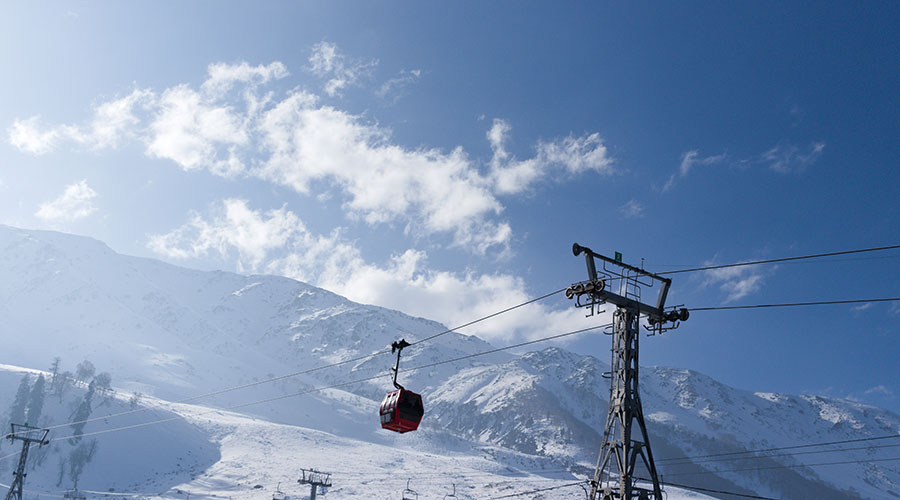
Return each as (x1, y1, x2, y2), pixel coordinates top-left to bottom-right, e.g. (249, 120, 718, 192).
(93, 372, 112, 397)
(55, 455, 68, 487)
(49, 357, 61, 389)
(69, 381, 95, 442)
(75, 360, 95, 384)
(7, 374, 31, 428)
(55, 370, 73, 402)
(26, 375, 47, 425)
(68, 439, 98, 487)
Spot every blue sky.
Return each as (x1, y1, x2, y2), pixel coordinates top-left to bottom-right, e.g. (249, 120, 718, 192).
(2, 2, 899, 412)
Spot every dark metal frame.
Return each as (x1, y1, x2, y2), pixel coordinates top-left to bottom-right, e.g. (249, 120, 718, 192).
(4, 423, 50, 500)
(567, 243, 688, 500)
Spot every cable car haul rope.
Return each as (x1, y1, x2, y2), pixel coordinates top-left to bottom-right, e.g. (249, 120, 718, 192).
(3, 242, 899, 499)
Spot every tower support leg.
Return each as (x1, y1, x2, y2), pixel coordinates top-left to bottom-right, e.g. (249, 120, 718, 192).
(589, 308, 662, 500)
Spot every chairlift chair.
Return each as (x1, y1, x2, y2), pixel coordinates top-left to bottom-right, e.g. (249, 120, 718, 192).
(443, 483, 457, 500)
(272, 482, 289, 500)
(401, 478, 418, 500)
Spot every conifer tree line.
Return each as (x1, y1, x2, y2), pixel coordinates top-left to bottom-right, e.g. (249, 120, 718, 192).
(3, 357, 119, 488)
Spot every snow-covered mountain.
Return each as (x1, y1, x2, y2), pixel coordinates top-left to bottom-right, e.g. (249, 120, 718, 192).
(1, 225, 898, 499)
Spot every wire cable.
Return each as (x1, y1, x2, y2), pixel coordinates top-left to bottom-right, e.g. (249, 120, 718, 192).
(326, 467, 574, 477)
(660, 442, 900, 466)
(657, 244, 900, 277)
(482, 480, 587, 499)
(635, 478, 781, 500)
(657, 433, 900, 463)
(0, 480, 67, 499)
(15, 244, 899, 438)
(653, 253, 900, 270)
(25, 323, 608, 448)
(663, 456, 900, 477)
(409, 287, 567, 346)
(690, 297, 900, 312)
(8, 287, 567, 439)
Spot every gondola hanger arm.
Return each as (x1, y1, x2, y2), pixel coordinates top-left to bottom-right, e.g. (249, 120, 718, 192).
(391, 338, 410, 390)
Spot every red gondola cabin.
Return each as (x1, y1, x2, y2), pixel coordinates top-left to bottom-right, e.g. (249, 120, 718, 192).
(379, 388, 424, 433)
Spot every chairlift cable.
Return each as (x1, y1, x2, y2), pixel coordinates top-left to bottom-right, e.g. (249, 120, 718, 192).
(653, 252, 900, 269)
(409, 287, 567, 346)
(656, 244, 900, 276)
(660, 441, 900, 466)
(15, 244, 900, 439)
(634, 477, 781, 500)
(8, 287, 567, 439)
(662, 456, 900, 477)
(657, 433, 900, 463)
(481, 480, 588, 499)
(11, 323, 607, 450)
(690, 297, 900, 312)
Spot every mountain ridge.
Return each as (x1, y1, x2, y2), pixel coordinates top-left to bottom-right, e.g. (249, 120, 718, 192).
(1, 224, 898, 499)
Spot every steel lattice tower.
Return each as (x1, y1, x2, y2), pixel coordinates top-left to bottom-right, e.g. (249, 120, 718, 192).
(591, 308, 661, 499)
(298, 468, 332, 500)
(566, 243, 688, 500)
(3, 424, 50, 500)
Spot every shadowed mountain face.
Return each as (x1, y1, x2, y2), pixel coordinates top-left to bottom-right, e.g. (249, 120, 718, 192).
(0, 225, 897, 499)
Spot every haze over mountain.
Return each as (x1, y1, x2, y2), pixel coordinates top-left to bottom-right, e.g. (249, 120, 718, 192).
(1, 225, 898, 499)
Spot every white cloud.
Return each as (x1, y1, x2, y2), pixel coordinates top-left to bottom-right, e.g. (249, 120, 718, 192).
(488, 119, 613, 195)
(8, 116, 67, 155)
(618, 200, 645, 219)
(146, 63, 291, 175)
(377, 69, 422, 102)
(255, 99, 509, 253)
(851, 302, 873, 312)
(701, 263, 770, 303)
(537, 132, 613, 175)
(146, 84, 248, 176)
(663, 150, 726, 192)
(81, 88, 154, 150)
(150, 199, 587, 342)
(487, 119, 539, 195)
(863, 385, 894, 398)
(762, 141, 825, 173)
(35, 180, 98, 223)
(663, 141, 824, 191)
(8, 89, 153, 155)
(272, 245, 591, 342)
(147, 198, 301, 271)
(9, 58, 613, 255)
(201, 61, 288, 97)
(308, 41, 377, 97)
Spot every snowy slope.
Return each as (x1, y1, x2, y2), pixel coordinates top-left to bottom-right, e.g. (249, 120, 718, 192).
(0, 365, 716, 500)
(0, 225, 506, 402)
(429, 348, 900, 499)
(1, 225, 898, 499)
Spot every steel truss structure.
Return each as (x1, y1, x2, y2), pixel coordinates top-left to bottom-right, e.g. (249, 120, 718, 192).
(567, 243, 687, 500)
